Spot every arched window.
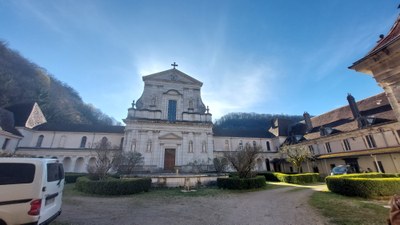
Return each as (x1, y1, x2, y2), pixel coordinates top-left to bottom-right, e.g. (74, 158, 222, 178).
(202, 141, 207, 153)
(80, 136, 87, 148)
(120, 137, 124, 150)
(146, 140, 152, 152)
(131, 139, 136, 151)
(59, 135, 67, 148)
(188, 140, 193, 153)
(224, 140, 229, 151)
(98, 137, 109, 148)
(36, 135, 44, 148)
(266, 141, 271, 151)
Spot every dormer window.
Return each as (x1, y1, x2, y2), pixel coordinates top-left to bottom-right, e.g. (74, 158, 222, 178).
(294, 135, 302, 141)
(320, 127, 333, 136)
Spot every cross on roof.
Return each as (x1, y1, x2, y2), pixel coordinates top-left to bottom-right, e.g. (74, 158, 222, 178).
(171, 62, 178, 69)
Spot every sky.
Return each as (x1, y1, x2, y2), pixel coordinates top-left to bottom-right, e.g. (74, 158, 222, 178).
(0, 0, 398, 123)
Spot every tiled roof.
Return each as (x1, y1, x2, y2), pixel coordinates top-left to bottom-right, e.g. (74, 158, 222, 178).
(5, 103, 35, 127)
(350, 15, 400, 68)
(34, 123, 125, 133)
(317, 146, 400, 159)
(0, 108, 23, 137)
(369, 15, 400, 55)
(304, 93, 395, 140)
(213, 128, 275, 138)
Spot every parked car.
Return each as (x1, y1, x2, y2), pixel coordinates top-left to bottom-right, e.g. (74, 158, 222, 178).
(330, 165, 350, 175)
(0, 158, 65, 225)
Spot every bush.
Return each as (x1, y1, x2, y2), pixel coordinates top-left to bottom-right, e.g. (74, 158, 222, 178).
(326, 173, 400, 198)
(217, 176, 266, 190)
(258, 172, 319, 184)
(65, 173, 86, 183)
(257, 172, 280, 181)
(75, 176, 152, 195)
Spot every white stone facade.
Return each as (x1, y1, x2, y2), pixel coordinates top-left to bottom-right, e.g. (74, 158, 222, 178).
(123, 69, 214, 171)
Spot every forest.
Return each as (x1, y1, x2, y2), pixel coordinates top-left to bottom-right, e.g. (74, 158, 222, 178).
(0, 41, 116, 125)
(213, 112, 303, 137)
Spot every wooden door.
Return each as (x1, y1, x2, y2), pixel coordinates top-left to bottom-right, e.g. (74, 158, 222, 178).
(164, 149, 176, 171)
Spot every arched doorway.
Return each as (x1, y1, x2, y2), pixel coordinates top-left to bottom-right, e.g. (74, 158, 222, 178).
(257, 158, 263, 171)
(74, 157, 85, 173)
(63, 157, 72, 172)
(265, 158, 271, 171)
(88, 157, 96, 169)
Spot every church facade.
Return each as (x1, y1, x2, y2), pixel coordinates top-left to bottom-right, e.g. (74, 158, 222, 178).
(122, 68, 214, 171)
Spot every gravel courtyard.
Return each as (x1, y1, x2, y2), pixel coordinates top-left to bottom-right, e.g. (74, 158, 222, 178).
(55, 184, 330, 225)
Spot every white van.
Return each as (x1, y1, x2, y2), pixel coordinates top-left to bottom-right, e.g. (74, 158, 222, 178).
(0, 158, 64, 225)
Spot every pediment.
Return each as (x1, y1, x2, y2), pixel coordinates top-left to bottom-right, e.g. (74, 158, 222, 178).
(159, 133, 183, 140)
(143, 69, 203, 86)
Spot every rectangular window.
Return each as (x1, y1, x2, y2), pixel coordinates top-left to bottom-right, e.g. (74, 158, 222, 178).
(168, 100, 177, 122)
(375, 161, 385, 173)
(0, 163, 35, 185)
(2, 138, 10, 150)
(365, 135, 376, 148)
(325, 142, 332, 153)
(47, 163, 65, 182)
(266, 141, 271, 151)
(343, 139, 351, 151)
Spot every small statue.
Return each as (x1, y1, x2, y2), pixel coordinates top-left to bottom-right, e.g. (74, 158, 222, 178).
(131, 100, 136, 109)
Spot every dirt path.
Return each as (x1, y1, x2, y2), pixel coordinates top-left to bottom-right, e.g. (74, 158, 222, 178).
(55, 186, 330, 225)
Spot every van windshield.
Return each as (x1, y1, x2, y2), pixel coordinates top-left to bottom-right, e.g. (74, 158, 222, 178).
(0, 163, 35, 185)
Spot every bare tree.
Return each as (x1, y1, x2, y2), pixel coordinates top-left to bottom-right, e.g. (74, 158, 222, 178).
(280, 145, 311, 173)
(114, 151, 144, 175)
(87, 138, 120, 180)
(213, 157, 229, 174)
(224, 143, 261, 178)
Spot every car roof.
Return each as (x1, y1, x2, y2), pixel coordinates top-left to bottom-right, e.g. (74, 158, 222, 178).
(0, 157, 59, 164)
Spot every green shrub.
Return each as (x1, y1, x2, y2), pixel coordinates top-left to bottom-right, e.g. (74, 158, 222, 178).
(257, 172, 319, 184)
(75, 176, 152, 195)
(217, 176, 266, 190)
(65, 173, 86, 183)
(326, 174, 400, 198)
(257, 172, 280, 181)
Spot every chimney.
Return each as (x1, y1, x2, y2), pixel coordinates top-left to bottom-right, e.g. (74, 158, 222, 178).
(347, 94, 367, 128)
(347, 94, 361, 119)
(303, 112, 313, 132)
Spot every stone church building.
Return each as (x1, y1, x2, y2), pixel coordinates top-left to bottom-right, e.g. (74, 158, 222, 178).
(123, 68, 214, 171)
(0, 67, 281, 173)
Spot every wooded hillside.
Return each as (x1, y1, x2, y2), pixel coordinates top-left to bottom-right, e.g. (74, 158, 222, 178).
(213, 112, 303, 137)
(0, 41, 115, 125)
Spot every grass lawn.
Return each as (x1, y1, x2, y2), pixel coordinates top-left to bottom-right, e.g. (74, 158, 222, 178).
(309, 191, 390, 225)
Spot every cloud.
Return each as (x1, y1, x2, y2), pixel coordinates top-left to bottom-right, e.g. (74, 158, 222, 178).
(202, 59, 279, 120)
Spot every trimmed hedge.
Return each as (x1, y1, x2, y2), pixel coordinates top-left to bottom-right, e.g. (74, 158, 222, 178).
(65, 173, 86, 183)
(75, 176, 152, 195)
(258, 172, 319, 184)
(257, 172, 280, 182)
(326, 173, 400, 198)
(217, 176, 266, 190)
